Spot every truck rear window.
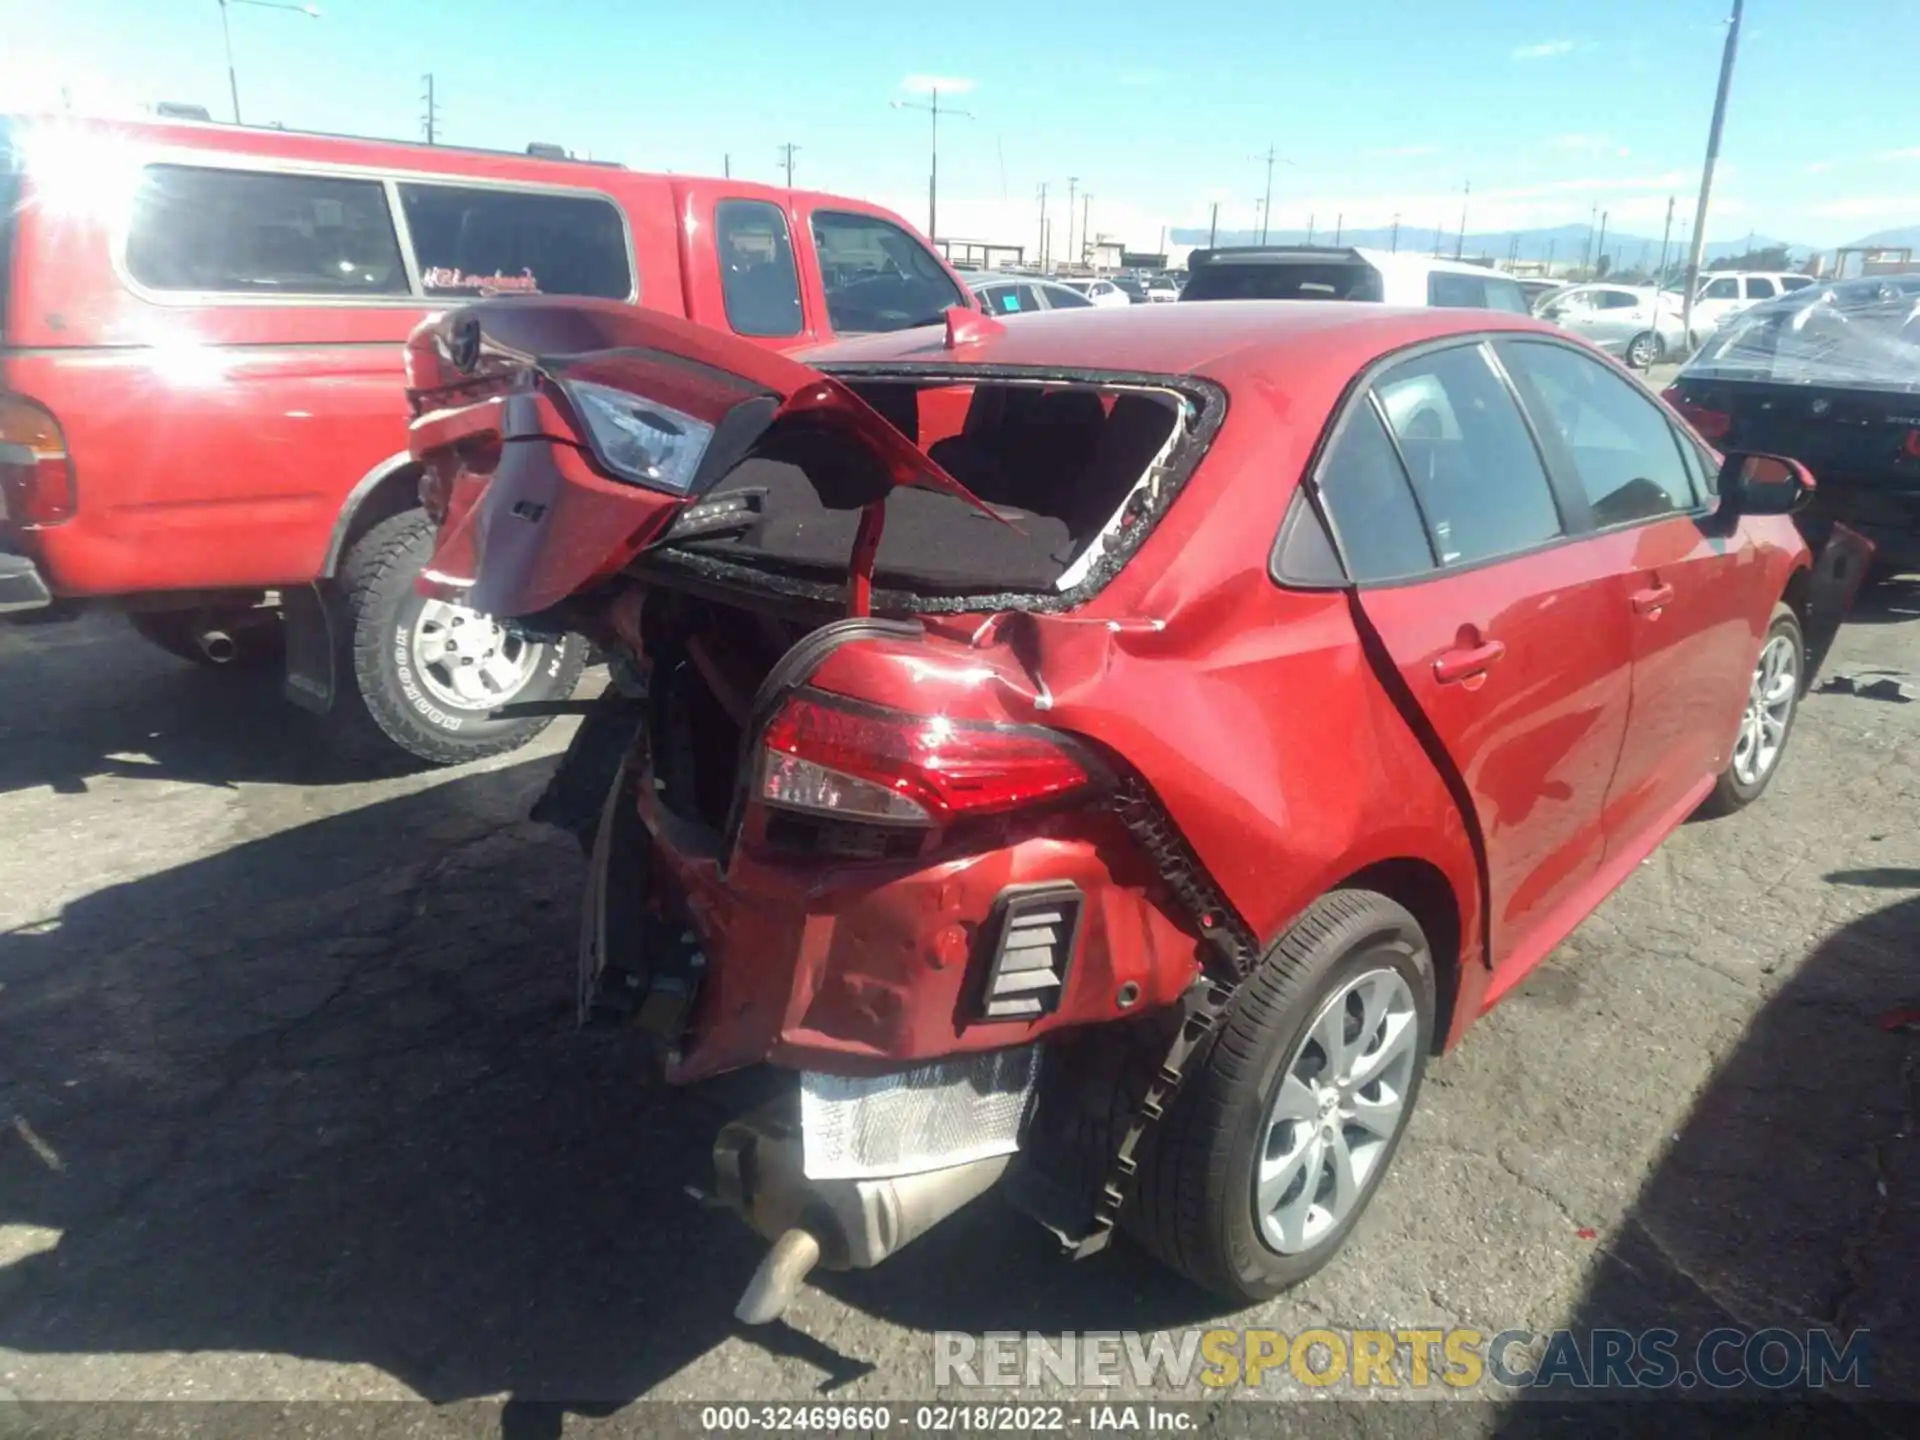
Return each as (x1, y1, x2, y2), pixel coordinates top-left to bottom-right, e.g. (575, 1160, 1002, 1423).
(398, 183, 632, 300)
(1183, 260, 1384, 303)
(126, 165, 409, 296)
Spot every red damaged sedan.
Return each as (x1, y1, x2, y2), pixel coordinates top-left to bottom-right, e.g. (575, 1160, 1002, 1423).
(403, 297, 1866, 1314)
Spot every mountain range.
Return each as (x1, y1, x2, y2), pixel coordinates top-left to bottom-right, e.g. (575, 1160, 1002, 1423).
(1168, 222, 1801, 265)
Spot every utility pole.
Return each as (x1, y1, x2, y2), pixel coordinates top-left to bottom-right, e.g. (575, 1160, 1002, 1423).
(1596, 210, 1610, 275)
(1433, 222, 1444, 258)
(1656, 194, 1676, 288)
(1081, 192, 1091, 266)
(777, 142, 799, 188)
(1255, 144, 1279, 244)
(891, 86, 973, 242)
(1582, 202, 1597, 273)
(1455, 180, 1470, 260)
(723, 153, 731, 178)
(1208, 200, 1219, 249)
(1689, 2, 1751, 343)
(1306, 213, 1315, 245)
(1547, 238, 1557, 272)
(1334, 213, 1343, 245)
(1390, 214, 1400, 253)
(420, 73, 440, 144)
(217, 0, 321, 126)
(1066, 176, 1079, 269)
(1037, 182, 1049, 269)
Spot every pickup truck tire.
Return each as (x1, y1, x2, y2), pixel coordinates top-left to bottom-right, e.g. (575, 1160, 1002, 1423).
(128, 610, 284, 671)
(331, 510, 585, 766)
(1699, 603, 1802, 817)
(1127, 890, 1434, 1302)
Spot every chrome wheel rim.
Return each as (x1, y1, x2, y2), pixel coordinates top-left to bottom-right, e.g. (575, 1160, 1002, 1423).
(1629, 334, 1656, 367)
(1254, 966, 1418, 1254)
(408, 598, 542, 710)
(1732, 633, 1798, 787)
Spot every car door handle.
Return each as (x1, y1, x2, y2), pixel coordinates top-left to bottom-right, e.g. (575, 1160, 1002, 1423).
(1631, 583, 1676, 616)
(1433, 640, 1507, 685)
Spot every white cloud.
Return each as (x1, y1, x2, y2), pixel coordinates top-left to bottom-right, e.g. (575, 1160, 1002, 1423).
(899, 74, 976, 96)
(1549, 133, 1632, 158)
(1513, 39, 1575, 60)
(1807, 195, 1920, 218)
(1367, 145, 1441, 158)
(1805, 160, 1836, 174)
(1874, 147, 1920, 160)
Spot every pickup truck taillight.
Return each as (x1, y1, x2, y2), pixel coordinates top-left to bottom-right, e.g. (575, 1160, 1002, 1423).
(0, 395, 75, 526)
(1662, 385, 1731, 443)
(758, 690, 1092, 828)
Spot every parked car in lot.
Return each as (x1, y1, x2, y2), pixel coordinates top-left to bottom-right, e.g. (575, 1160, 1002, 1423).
(1691, 270, 1818, 336)
(1144, 274, 1181, 302)
(402, 295, 1862, 1315)
(962, 272, 1096, 314)
(1182, 245, 1532, 313)
(1061, 276, 1135, 308)
(0, 112, 971, 762)
(1536, 283, 1689, 368)
(1665, 273, 1920, 579)
(1518, 277, 1567, 311)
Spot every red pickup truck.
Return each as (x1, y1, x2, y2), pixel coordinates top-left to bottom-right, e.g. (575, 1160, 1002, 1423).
(0, 113, 974, 762)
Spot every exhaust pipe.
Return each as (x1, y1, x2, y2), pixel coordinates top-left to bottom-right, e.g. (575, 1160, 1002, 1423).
(715, 1102, 1011, 1324)
(197, 630, 238, 664)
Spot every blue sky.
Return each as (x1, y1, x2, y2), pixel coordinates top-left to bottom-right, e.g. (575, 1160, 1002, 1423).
(3, 0, 1916, 250)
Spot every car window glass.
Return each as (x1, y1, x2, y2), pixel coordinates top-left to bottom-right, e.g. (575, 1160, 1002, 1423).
(810, 210, 964, 332)
(1597, 290, 1639, 310)
(1747, 277, 1777, 298)
(1374, 344, 1562, 565)
(1780, 276, 1814, 292)
(1428, 272, 1487, 309)
(714, 199, 802, 337)
(400, 183, 631, 299)
(1315, 402, 1435, 580)
(1483, 277, 1532, 314)
(127, 165, 407, 295)
(1703, 276, 1740, 299)
(1044, 283, 1093, 309)
(1499, 340, 1698, 524)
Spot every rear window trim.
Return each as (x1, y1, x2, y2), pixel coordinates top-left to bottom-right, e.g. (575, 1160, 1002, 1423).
(107, 148, 638, 308)
(636, 361, 1227, 615)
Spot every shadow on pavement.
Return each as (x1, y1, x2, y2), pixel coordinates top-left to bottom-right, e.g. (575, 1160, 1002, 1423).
(1493, 891, 1918, 1433)
(0, 751, 1215, 1423)
(0, 615, 416, 795)
(1836, 576, 1920, 629)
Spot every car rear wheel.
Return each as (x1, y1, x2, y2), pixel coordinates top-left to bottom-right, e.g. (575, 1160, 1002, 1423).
(1626, 330, 1663, 369)
(1700, 603, 1803, 816)
(1127, 889, 1434, 1302)
(330, 510, 586, 766)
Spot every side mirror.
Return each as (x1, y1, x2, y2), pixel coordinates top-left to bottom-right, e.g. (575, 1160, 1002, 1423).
(1719, 451, 1814, 516)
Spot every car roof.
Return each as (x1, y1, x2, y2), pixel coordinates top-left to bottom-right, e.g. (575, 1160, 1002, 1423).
(808, 300, 1557, 388)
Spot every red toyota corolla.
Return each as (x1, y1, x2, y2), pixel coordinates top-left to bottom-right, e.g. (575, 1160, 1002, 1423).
(403, 297, 1866, 1316)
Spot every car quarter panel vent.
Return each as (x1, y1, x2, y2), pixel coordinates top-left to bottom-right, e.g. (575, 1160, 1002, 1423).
(977, 886, 1084, 1021)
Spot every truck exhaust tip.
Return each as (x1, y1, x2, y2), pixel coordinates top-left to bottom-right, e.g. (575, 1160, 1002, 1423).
(734, 1227, 823, 1325)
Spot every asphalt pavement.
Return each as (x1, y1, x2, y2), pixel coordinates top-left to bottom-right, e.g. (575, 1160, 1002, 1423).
(1, 595, 1916, 1425)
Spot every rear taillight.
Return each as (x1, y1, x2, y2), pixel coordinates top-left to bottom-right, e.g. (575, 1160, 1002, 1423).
(0, 394, 75, 525)
(1903, 429, 1920, 461)
(758, 691, 1092, 828)
(1662, 386, 1731, 442)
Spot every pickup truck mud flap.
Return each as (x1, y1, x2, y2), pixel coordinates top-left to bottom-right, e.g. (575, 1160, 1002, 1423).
(1805, 522, 1875, 683)
(280, 581, 336, 715)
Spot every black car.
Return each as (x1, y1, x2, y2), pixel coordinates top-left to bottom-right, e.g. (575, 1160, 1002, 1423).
(1664, 274, 1920, 576)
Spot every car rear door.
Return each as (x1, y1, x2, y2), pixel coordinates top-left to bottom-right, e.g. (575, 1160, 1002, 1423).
(1496, 337, 1754, 856)
(1323, 340, 1633, 992)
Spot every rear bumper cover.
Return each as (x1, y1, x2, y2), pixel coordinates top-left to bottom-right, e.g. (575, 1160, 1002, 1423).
(0, 544, 52, 613)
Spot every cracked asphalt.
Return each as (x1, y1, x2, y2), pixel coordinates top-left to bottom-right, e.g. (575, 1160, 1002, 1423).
(0, 592, 1915, 1425)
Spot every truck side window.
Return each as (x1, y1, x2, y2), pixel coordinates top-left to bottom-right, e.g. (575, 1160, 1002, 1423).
(715, 200, 803, 338)
(809, 210, 965, 334)
(126, 165, 408, 296)
(398, 183, 631, 300)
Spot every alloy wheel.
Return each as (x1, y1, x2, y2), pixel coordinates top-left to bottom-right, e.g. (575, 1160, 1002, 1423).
(1254, 966, 1419, 1254)
(409, 598, 543, 710)
(1731, 632, 1798, 787)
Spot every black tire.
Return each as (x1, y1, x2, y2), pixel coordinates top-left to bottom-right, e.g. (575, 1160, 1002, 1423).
(1698, 603, 1803, 817)
(329, 510, 586, 766)
(1128, 890, 1434, 1302)
(128, 610, 283, 671)
(1625, 331, 1663, 369)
